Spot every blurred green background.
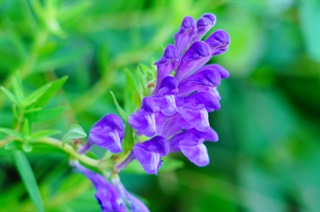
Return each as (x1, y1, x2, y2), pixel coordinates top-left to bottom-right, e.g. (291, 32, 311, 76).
(0, 0, 319, 211)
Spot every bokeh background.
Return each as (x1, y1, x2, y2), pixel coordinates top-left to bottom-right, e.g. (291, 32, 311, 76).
(0, 0, 319, 211)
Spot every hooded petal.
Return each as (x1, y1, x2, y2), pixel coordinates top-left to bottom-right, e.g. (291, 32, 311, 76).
(184, 92, 221, 112)
(178, 68, 221, 96)
(174, 41, 212, 81)
(178, 107, 210, 132)
(174, 16, 197, 54)
(142, 95, 176, 116)
(89, 114, 124, 153)
(205, 30, 230, 56)
(197, 64, 230, 78)
(169, 128, 218, 164)
(154, 45, 180, 94)
(193, 13, 216, 41)
(161, 115, 193, 139)
(128, 110, 156, 137)
(180, 142, 209, 167)
(156, 76, 179, 97)
(133, 136, 169, 174)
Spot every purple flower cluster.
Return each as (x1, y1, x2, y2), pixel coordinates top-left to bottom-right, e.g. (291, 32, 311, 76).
(74, 162, 149, 212)
(128, 13, 230, 173)
(77, 13, 230, 212)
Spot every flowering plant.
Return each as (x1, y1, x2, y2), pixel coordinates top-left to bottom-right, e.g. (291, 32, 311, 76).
(1, 13, 229, 211)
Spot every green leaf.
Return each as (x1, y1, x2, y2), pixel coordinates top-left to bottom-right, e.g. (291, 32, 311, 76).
(31, 129, 61, 140)
(1, 86, 21, 106)
(110, 91, 129, 121)
(13, 151, 45, 212)
(33, 106, 67, 122)
(136, 66, 149, 96)
(62, 124, 87, 144)
(12, 75, 25, 103)
(22, 119, 31, 138)
(24, 107, 42, 114)
(34, 76, 68, 108)
(24, 83, 51, 107)
(0, 128, 23, 140)
(124, 69, 141, 112)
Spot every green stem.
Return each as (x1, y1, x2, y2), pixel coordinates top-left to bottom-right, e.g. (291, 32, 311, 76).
(35, 137, 100, 168)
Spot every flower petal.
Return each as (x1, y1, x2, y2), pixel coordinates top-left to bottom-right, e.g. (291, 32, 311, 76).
(197, 64, 230, 78)
(178, 68, 221, 96)
(193, 13, 216, 41)
(133, 136, 169, 174)
(156, 76, 178, 96)
(154, 45, 180, 94)
(174, 16, 197, 54)
(169, 128, 218, 153)
(74, 163, 126, 212)
(128, 110, 156, 137)
(184, 92, 221, 112)
(89, 114, 124, 153)
(205, 30, 230, 56)
(180, 142, 209, 167)
(174, 41, 212, 81)
(178, 107, 210, 132)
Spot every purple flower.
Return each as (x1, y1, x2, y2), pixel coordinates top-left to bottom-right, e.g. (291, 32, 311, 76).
(127, 13, 230, 171)
(133, 136, 169, 174)
(89, 114, 124, 153)
(74, 162, 150, 212)
(74, 162, 126, 212)
(128, 76, 178, 137)
(169, 128, 218, 166)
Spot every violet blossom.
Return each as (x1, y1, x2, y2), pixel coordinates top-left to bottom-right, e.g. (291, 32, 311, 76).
(128, 13, 230, 172)
(74, 162, 149, 212)
(79, 114, 125, 154)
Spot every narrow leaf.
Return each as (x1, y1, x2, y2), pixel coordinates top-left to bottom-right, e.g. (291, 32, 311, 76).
(110, 91, 129, 121)
(34, 76, 68, 108)
(31, 130, 61, 140)
(25, 107, 42, 114)
(62, 124, 87, 144)
(22, 119, 31, 138)
(1, 87, 21, 106)
(12, 75, 25, 102)
(13, 151, 45, 212)
(24, 83, 51, 107)
(0, 128, 23, 140)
